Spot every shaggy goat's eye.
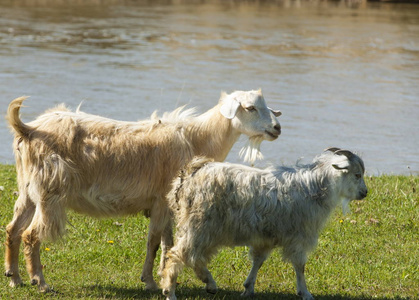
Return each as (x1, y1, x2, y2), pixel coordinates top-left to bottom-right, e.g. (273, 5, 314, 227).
(246, 106, 256, 112)
(355, 174, 362, 179)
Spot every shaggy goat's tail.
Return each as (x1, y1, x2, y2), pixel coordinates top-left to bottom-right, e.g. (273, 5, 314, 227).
(7, 96, 33, 138)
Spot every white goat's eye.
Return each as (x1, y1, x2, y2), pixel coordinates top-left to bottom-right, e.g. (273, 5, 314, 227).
(246, 106, 256, 112)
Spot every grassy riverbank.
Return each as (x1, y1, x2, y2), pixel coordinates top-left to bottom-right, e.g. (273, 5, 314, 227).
(0, 164, 417, 299)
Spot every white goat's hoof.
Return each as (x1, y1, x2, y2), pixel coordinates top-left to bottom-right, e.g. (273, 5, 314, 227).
(8, 277, 23, 288)
(141, 275, 159, 291)
(4, 270, 14, 277)
(145, 281, 159, 291)
(5, 270, 24, 288)
(146, 285, 159, 292)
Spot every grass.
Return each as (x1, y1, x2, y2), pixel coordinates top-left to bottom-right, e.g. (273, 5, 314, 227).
(0, 164, 417, 299)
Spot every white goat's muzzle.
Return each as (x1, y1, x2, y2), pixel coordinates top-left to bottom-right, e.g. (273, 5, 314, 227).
(264, 125, 281, 140)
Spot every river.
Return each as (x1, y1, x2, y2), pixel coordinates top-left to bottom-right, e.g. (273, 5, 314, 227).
(0, 0, 418, 175)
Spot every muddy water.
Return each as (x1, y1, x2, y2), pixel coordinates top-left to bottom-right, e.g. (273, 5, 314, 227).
(0, 0, 418, 175)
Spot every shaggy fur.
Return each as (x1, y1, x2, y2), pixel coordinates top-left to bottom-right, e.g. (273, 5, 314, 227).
(4, 90, 281, 292)
(161, 148, 367, 300)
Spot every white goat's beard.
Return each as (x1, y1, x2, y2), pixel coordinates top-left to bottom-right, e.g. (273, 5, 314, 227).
(341, 198, 351, 215)
(239, 136, 264, 165)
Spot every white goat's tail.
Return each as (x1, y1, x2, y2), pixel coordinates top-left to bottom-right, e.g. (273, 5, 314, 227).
(7, 96, 33, 139)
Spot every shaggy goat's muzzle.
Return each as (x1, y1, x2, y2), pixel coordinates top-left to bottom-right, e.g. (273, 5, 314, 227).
(356, 188, 368, 200)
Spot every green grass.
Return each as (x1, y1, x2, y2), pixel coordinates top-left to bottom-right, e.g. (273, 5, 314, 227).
(0, 164, 417, 299)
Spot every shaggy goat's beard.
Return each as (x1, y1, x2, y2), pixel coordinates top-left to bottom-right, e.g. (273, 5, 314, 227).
(341, 197, 351, 215)
(239, 136, 264, 165)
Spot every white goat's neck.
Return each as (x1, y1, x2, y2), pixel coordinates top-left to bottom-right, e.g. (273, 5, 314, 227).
(186, 104, 240, 162)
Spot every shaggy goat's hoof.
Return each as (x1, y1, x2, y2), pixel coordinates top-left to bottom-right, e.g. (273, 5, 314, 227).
(206, 287, 217, 294)
(30, 278, 38, 286)
(241, 290, 255, 297)
(298, 291, 315, 300)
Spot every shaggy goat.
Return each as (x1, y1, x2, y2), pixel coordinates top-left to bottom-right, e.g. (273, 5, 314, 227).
(161, 148, 368, 300)
(4, 90, 281, 292)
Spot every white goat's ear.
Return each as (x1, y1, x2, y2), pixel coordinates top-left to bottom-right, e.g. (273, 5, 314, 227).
(220, 96, 241, 119)
(332, 156, 351, 171)
(269, 107, 282, 117)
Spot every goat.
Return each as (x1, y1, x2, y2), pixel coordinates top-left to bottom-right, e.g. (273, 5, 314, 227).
(161, 148, 368, 300)
(4, 90, 281, 292)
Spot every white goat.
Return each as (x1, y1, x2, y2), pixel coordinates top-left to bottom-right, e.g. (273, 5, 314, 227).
(161, 148, 368, 300)
(4, 90, 281, 292)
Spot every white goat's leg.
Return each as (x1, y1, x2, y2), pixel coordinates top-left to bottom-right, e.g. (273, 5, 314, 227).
(292, 261, 314, 300)
(193, 262, 217, 294)
(141, 205, 171, 291)
(21, 208, 49, 292)
(141, 229, 160, 290)
(4, 197, 35, 288)
(242, 247, 270, 297)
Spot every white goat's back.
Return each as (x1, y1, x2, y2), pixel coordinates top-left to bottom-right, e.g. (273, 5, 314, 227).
(13, 105, 194, 221)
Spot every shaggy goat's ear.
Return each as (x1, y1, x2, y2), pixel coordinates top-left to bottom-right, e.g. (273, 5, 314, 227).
(332, 155, 351, 171)
(269, 107, 282, 117)
(220, 95, 241, 119)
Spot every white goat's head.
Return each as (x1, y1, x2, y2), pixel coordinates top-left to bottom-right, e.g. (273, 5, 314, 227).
(219, 89, 281, 163)
(326, 148, 368, 203)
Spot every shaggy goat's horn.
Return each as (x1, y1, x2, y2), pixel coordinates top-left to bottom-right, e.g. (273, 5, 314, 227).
(334, 150, 354, 159)
(324, 147, 341, 153)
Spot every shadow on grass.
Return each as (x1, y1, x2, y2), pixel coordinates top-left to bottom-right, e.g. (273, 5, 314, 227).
(83, 284, 410, 300)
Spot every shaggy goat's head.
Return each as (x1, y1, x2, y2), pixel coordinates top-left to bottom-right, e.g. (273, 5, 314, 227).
(219, 89, 281, 163)
(326, 148, 368, 209)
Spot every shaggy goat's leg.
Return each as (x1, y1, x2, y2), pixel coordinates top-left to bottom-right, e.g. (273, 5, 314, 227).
(242, 247, 270, 297)
(161, 249, 182, 300)
(4, 197, 35, 288)
(22, 208, 49, 292)
(292, 261, 314, 300)
(158, 218, 174, 277)
(193, 262, 217, 294)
